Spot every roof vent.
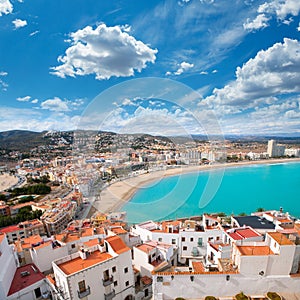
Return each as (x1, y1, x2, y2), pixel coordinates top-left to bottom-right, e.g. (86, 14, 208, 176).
(20, 271, 30, 277)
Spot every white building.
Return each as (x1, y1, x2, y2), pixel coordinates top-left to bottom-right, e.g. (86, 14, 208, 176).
(51, 235, 135, 300)
(267, 139, 285, 157)
(133, 240, 177, 277)
(0, 233, 49, 300)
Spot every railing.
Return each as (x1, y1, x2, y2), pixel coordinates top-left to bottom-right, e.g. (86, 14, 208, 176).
(77, 286, 91, 298)
(104, 289, 115, 300)
(102, 276, 114, 286)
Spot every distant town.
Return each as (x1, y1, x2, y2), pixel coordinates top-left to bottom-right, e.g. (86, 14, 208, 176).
(1, 130, 300, 299)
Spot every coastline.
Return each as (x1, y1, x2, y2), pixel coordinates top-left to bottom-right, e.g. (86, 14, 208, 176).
(95, 157, 300, 214)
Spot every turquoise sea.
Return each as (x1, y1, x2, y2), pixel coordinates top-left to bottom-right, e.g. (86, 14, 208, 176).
(121, 161, 300, 223)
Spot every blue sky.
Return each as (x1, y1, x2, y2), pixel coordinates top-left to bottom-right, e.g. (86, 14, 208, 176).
(0, 0, 300, 135)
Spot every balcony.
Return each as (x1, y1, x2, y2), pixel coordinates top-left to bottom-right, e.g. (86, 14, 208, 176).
(102, 276, 114, 286)
(77, 286, 91, 298)
(104, 289, 115, 300)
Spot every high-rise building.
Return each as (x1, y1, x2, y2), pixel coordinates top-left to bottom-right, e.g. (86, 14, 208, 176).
(267, 140, 285, 158)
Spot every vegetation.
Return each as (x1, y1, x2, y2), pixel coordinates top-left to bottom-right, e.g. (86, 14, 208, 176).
(235, 292, 250, 300)
(0, 206, 43, 228)
(18, 195, 34, 204)
(256, 207, 265, 212)
(9, 184, 51, 196)
(266, 292, 281, 300)
(205, 296, 218, 300)
(0, 194, 6, 200)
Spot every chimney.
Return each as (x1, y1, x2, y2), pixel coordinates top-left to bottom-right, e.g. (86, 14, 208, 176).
(79, 248, 87, 260)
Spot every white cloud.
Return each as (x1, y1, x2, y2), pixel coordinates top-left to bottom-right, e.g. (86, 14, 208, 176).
(30, 30, 39, 36)
(174, 61, 194, 75)
(17, 95, 31, 102)
(12, 18, 27, 29)
(41, 97, 70, 112)
(0, 71, 7, 76)
(297, 22, 300, 31)
(31, 99, 38, 104)
(246, 0, 300, 32)
(0, 79, 8, 91)
(51, 23, 157, 80)
(0, 107, 80, 131)
(0, 0, 13, 16)
(203, 38, 300, 108)
(258, 0, 300, 20)
(243, 14, 270, 31)
(200, 71, 208, 75)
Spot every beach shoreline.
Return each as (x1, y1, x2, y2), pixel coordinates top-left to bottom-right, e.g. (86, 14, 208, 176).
(94, 157, 300, 214)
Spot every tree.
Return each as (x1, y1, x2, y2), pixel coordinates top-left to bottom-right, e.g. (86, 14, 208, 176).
(256, 207, 265, 212)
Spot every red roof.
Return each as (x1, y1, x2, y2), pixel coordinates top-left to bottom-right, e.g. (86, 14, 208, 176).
(7, 264, 45, 296)
(0, 225, 20, 233)
(229, 227, 260, 240)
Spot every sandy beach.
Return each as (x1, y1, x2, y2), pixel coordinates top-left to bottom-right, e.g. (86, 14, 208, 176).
(96, 158, 300, 214)
(0, 173, 18, 193)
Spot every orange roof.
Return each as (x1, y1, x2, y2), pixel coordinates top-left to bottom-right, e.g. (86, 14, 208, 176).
(237, 245, 274, 256)
(278, 218, 293, 223)
(57, 233, 81, 243)
(106, 235, 130, 254)
(268, 232, 294, 245)
(192, 261, 205, 273)
(110, 227, 127, 235)
(136, 243, 155, 253)
(0, 233, 5, 244)
(21, 235, 43, 249)
(84, 238, 99, 247)
(58, 250, 112, 275)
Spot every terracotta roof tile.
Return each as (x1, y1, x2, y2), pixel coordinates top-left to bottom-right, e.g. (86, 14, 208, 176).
(7, 264, 45, 296)
(106, 235, 130, 254)
(58, 250, 112, 275)
(268, 232, 294, 245)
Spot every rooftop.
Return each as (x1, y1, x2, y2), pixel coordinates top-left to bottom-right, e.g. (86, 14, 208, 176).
(228, 227, 261, 240)
(268, 232, 294, 246)
(57, 250, 113, 275)
(192, 261, 205, 273)
(0, 224, 21, 233)
(106, 235, 130, 254)
(7, 264, 45, 296)
(234, 216, 275, 230)
(237, 245, 274, 256)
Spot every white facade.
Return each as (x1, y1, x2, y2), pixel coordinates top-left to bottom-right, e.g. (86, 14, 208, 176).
(0, 234, 17, 299)
(30, 240, 69, 273)
(52, 236, 135, 300)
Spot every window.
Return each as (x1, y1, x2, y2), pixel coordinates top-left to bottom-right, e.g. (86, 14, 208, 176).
(34, 287, 41, 299)
(124, 267, 128, 273)
(152, 253, 155, 258)
(190, 237, 194, 242)
(172, 239, 176, 244)
(158, 237, 162, 242)
(114, 281, 118, 287)
(216, 236, 220, 241)
(78, 280, 86, 293)
(112, 266, 116, 272)
(208, 237, 213, 241)
(181, 237, 185, 242)
(145, 288, 149, 297)
(198, 238, 203, 246)
(125, 281, 129, 286)
(71, 243, 76, 249)
(183, 246, 187, 251)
